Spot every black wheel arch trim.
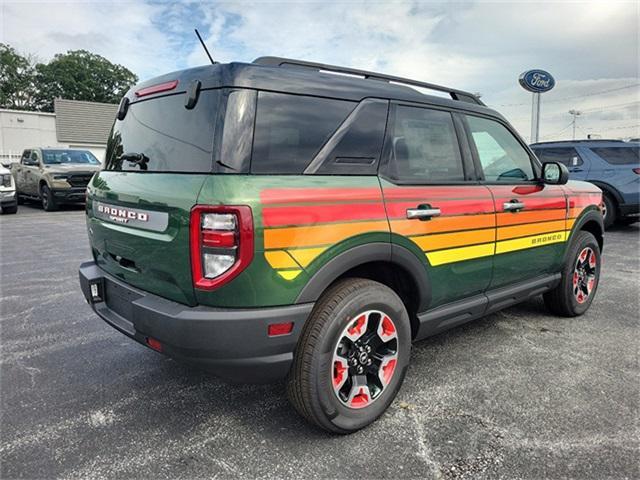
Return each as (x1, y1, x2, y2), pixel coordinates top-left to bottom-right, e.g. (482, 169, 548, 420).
(567, 208, 604, 256)
(295, 242, 431, 311)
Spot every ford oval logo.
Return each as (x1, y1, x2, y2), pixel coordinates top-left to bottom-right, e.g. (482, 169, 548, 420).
(519, 69, 556, 93)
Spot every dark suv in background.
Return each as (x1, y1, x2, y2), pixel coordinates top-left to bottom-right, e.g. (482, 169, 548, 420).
(531, 140, 639, 228)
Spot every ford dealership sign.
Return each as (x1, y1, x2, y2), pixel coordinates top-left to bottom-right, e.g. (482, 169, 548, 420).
(519, 69, 556, 93)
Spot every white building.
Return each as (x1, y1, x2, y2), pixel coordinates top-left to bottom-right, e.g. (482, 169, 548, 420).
(0, 99, 118, 164)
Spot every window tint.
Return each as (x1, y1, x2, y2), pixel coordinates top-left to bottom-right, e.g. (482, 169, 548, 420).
(591, 146, 640, 165)
(30, 151, 39, 162)
(387, 106, 464, 183)
(21, 150, 31, 163)
(104, 90, 220, 172)
(251, 92, 355, 174)
(534, 147, 583, 167)
(466, 115, 534, 182)
(307, 99, 388, 175)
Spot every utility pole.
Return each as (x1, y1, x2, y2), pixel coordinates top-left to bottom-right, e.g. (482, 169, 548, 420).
(569, 110, 582, 140)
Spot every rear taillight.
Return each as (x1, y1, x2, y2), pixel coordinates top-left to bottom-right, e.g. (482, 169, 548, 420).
(633, 168, 640, 175)
(190, 205, 254, 290)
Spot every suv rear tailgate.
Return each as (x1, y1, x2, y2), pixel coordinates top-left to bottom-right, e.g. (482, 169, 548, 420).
(87, 172, 207, 306)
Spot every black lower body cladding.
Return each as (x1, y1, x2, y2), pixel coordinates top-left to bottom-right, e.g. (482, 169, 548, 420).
(79, 261, 314, 383)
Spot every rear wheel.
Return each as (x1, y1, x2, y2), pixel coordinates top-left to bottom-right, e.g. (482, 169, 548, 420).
(544, 231, 601, 317)
(41, 185, 58, 212)
(287, 278, 411, 434)
(602, 193, 616, 229)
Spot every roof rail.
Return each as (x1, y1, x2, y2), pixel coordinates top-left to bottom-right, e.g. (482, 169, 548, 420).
(531, 139, 627, 145)
(253, 56, 484, 106)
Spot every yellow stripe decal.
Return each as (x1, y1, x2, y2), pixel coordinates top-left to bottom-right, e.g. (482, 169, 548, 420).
(288, 247, 327, 268)
(264, 250, 299, 269)
(278, 270, 302, 280)
(426, 243, 495, 266)
(495, 231, 568, 254)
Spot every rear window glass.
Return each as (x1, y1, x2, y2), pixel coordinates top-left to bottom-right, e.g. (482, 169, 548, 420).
(104, 90, 220, 173)
(251, 92, 355, 174)
(591, 146, 640, 165)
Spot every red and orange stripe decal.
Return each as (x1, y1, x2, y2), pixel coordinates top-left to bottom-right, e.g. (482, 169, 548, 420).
(261, 185, 600, 278)
(261, 188, 388, 279)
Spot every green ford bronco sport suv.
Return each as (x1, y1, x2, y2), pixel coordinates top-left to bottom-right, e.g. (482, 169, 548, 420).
(79, 57, 604, 433)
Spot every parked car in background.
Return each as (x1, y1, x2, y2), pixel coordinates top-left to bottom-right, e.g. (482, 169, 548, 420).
(0, 163, 18, 214)
(79, 57, 604, 433)
(11, 148, 101, 211)
(531, 140, 640, 228)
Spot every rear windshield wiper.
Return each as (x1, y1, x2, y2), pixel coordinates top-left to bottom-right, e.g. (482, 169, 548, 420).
(117, 152, 149, 171)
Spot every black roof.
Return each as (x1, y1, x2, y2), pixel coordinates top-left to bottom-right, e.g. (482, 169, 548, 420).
(129, 59, 501, 119)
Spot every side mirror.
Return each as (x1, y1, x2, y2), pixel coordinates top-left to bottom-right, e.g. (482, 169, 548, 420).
(542, 161, 569, 185)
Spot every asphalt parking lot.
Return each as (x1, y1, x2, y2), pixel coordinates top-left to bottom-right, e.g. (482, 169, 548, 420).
(1, 203, 638, 479)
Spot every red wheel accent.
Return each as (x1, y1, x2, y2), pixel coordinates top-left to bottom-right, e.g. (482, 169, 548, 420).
(350, 388, 370, 408)
(381, 316, 395, 336)
(588, 251, 596, 268)
(381, 358, 397, 385)
(333, 360, 347, 389)
(347, 314, 367, 338)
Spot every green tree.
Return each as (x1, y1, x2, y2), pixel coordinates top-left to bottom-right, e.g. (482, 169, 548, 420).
(33, 50, 138, 111)
(0, 43, 37, 110)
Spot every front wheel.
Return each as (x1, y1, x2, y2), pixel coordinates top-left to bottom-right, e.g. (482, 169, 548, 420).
(287, 278, 411, 434)
(41, 185, 58, 212)
(544, 231, 601, 317)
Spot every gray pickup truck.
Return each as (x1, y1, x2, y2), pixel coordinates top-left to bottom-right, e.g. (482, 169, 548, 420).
(12, 148, 101, 211)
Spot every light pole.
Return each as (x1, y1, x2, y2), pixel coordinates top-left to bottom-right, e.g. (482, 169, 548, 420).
(569, 109, 582, 140)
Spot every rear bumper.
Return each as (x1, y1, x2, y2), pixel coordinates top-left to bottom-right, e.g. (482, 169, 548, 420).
(53, 187, 86, 203)
(79, 261, 313, 383)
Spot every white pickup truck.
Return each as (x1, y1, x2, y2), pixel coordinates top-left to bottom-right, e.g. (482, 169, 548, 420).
(0, 163, 17, 214)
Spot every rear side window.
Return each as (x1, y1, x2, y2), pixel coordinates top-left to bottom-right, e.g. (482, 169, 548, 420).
(466, 115, 535, 182)
(251, 92, 355, 174)
(386, 105, 464, 183)
(306, 99, 389, 175)
(534, 147, 583, 167)
(591, 147, 640, 165)
(104, 90, 220, 173)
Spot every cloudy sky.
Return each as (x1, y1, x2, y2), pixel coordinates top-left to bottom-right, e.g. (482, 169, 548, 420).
(2, 0, 638, 141)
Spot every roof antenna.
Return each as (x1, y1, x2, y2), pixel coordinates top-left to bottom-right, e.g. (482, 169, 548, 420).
(194, 29, 216, 65)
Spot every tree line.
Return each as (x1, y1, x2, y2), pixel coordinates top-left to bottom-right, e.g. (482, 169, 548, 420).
(0, 44, 138, 112)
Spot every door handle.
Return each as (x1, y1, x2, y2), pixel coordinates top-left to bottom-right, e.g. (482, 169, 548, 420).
(503, 200, 525, 212)
(407, 206, 441, 220)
